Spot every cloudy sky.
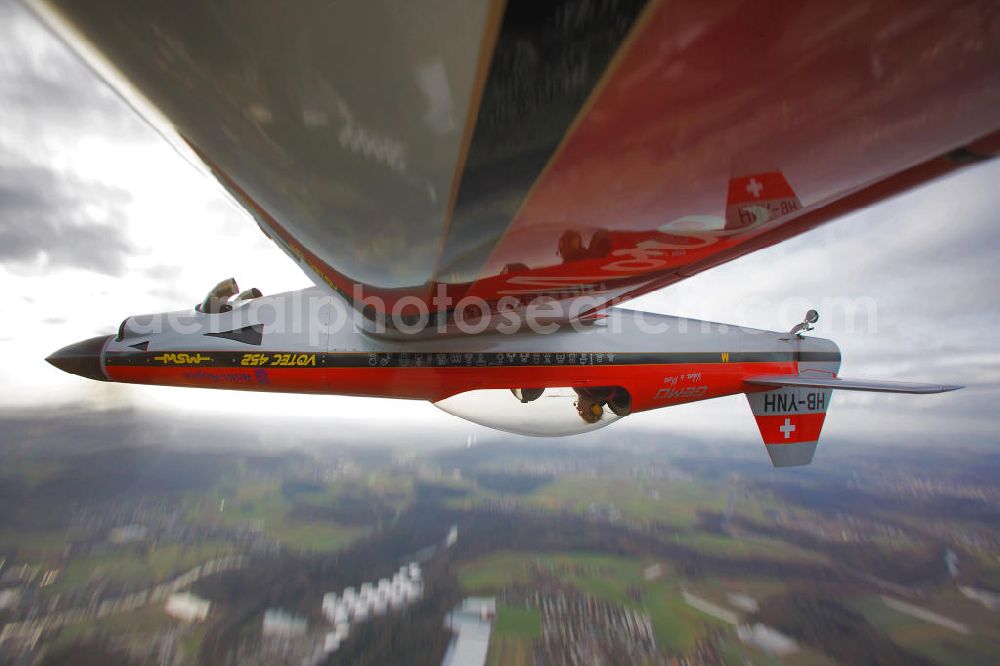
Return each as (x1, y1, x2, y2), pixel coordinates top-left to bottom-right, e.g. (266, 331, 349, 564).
(1, 0, 997, 453)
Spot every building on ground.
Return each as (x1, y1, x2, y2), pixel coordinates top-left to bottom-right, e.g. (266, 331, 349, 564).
(262, 608, 308, 638)
(165, 592, 211, 622)
(441, 597, 495, 666)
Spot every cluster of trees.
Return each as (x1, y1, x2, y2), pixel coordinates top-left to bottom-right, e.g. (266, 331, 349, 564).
(474, 472, 553, 495)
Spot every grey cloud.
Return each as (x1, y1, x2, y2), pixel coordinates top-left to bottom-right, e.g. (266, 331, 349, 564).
(0, 1, 146, 276)
(205, 199, 273, 250)
(142, 264, 176, 280)
(141, 265, 188, 302)
(0, 0, 152, 142)
(0, 161, 133, 274)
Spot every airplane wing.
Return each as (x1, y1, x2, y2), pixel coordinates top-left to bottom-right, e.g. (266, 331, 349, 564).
(744, 375, 962, 394)
(29, 0, 1000, 325)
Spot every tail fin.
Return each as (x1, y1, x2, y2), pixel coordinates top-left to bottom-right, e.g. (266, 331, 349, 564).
(747, 382, 832, 467)
(725, 171, 802, 231)
(746, 348, 841, 467)
(746, 368, 961, 467)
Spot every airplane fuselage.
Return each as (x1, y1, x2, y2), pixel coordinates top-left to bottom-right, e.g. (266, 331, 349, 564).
(48, 287, 841, 442)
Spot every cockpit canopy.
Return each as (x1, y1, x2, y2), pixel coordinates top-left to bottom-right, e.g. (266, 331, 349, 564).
(434, 386, 631, 437)
(196, 278, 263, 314)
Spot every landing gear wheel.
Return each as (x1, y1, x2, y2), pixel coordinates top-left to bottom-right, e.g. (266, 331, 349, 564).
(511, 388, 545, 403)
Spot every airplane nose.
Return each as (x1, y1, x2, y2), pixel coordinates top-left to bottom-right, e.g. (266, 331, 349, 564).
(46, 335, 112, 382)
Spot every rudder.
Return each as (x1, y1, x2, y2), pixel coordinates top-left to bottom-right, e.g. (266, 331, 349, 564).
(747, 386, 832, 466)
(746, 347, 840, 467)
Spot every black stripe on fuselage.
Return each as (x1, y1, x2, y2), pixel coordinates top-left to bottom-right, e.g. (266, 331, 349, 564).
(104, 350, 840, 369)
(433, 0, 649, 282)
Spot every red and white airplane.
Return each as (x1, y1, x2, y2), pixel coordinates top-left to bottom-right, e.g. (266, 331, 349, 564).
(39, 0, 995, 466)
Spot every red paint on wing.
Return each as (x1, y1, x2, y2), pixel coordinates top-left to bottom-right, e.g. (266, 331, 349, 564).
(466, 0, 1000, 307)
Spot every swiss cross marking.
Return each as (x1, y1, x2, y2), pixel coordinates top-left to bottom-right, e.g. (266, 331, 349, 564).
(746, 178, 764, 198)
(779, 417, 796, 439)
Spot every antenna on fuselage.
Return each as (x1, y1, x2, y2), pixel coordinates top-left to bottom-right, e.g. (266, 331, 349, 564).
(789, 309, 820, 338)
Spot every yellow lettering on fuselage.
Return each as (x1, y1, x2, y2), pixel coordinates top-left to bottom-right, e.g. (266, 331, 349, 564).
(240, 353, 316, 367)
(153, 353, 211, 365)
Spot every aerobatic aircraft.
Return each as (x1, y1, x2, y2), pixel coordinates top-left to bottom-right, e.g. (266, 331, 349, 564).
(39, 0, 996, 466)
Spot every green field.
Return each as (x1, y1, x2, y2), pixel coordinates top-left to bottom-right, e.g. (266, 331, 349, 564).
(851, 595, 1000, 666)
(460, 551, 653, 605)
(267, 521, 366, 552)
(644, 583, 729, 653)
(898, 630, 1000, 666)
(672, 532, 828, 564)
(486, 635, 533, 666)
(495, 605, 541, 638)
(459, 551, 727, 654)
(511, 475, 827, 565)
(0, 530, 72, 561)
(196, 479, 370, 552)
(522, 477, 729, 529)
(458, 551, 536, 592)
(47, 540, 233, 593)
(48, 605, 206, 657)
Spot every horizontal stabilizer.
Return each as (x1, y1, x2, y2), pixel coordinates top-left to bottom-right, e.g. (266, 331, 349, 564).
(745, 375, 962, 394)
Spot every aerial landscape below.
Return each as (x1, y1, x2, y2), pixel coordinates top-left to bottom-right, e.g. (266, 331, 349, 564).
(0, 408, 997, 665)
(2, 0, 999, 664)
